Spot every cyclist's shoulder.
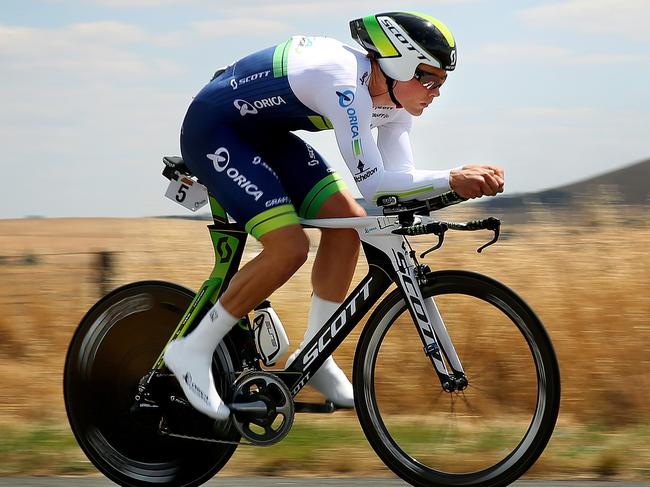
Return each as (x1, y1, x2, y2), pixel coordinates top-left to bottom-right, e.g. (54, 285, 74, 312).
(287, 36, 370, 79)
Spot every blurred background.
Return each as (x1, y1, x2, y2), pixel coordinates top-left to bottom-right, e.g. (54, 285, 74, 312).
(1, 0, 649, 481)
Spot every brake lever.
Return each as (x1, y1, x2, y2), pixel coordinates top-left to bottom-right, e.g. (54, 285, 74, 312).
(477, 218, 501, 253)
(420, 224, 447, 258)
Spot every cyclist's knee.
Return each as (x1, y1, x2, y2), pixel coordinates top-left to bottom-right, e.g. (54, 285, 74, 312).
(259, 225, 309, 270)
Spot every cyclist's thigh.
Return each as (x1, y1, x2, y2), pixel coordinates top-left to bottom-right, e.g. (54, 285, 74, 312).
(180, 122, 300, 241)
(250, 132, 351, 219)
(316, 188, 367, 218)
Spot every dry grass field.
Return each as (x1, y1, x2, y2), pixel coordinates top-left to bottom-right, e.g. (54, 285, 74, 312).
(0, 206, 649, 478)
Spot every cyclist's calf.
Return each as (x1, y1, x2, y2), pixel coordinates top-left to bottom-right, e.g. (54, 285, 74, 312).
(220, 225, 308, 317)
(312, 191, 367, 302)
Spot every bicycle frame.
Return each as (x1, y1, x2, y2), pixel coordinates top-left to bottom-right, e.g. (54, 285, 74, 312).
(154, 196, 466, 397)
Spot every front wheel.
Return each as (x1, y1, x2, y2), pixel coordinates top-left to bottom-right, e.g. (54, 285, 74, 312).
(64, 281, 240, 487)
(354, 270, 560, 487)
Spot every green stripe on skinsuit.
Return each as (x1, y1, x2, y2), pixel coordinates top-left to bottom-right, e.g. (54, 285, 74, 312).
(353, 139, 362, 156)
(374, 184, 435, 202)
(308, 115, 334, 131)
(299, 173, 348, 219)
(281, 39, 290, 75)
(363, 15, 399, 57)
(273, 39, 291, 77)
(245, 204, 300, 240)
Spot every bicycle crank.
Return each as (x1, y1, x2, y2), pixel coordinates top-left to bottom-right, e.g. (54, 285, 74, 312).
(229, 371, 294, 446)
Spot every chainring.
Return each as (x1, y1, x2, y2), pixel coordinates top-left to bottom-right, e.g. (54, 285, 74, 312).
(231, 371, 294, 446)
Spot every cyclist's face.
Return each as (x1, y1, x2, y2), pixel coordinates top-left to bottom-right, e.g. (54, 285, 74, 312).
(394, 64, 447, 116)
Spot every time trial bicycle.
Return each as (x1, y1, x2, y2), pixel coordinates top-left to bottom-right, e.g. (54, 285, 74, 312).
(63, 156, 561, 487)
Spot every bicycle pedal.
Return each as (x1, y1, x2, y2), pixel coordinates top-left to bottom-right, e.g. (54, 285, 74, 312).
(294, 400, 337, 413)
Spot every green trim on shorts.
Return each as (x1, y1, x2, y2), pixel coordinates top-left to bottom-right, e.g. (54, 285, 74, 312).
(245, 204, 300, 240)
(299, 173, 348, 219)
(273, 39, 292, 78)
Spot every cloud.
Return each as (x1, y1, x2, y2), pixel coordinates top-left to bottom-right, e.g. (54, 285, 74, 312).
(191, 18, 291, 39)
(0, 22, 181, 78)
(46, 0, 182, 6)
(465, 42, 650, 66)
(518, 0, 650, 42)
(53, 0, 482, 13)
(211, 1, 480, 18)
(66, 20, 146, 43)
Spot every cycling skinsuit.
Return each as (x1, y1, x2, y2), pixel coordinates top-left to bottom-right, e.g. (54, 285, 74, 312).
(180, 36, 452, 240)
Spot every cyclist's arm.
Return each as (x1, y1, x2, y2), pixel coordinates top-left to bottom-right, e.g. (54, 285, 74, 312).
(376, 110, 454, 201)
(378, 110, 505, 199)
(320, 87, 453, 204)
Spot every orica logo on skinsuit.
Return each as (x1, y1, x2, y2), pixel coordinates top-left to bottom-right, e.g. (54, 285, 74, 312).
(234, 96, 287, 116)
(206, 147, 230, 172)
(337, 90, 355, 107)
(234, 99, 259, 116)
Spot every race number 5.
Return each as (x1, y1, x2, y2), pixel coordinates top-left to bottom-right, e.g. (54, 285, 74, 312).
(176, 184, 189, 202)
(165, 176, 209, 212)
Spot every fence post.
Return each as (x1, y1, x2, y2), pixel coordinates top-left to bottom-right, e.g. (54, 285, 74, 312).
(96, 251, 115, 296)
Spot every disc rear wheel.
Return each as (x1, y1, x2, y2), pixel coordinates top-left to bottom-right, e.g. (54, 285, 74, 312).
(64, 281, 239, 487)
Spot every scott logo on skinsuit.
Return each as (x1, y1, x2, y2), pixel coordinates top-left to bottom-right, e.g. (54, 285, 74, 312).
(230, 70, 271, 90)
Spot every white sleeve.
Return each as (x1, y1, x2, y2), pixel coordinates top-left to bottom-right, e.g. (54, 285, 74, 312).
(375, 110, 452, 201)
(319, 88, 451, 204)
(315, 85, 386, 202)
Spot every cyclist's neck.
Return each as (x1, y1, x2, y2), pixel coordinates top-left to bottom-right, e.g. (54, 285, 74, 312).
(368, 58, 397, 108)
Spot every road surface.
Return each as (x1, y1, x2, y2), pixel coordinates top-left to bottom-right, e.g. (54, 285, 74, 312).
(0, 479, 646, 487)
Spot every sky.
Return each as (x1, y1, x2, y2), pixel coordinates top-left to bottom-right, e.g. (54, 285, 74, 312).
(1, 0, 648, 218)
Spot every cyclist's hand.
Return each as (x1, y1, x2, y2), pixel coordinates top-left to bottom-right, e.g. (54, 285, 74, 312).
(449, 165, 504, 199)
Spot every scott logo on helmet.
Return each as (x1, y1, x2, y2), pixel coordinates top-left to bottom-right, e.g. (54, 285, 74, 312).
(381, 18, 427, 60)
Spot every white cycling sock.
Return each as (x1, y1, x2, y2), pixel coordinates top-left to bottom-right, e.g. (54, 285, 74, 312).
(287, 293, 355, 408)
(164, 300, 238, 420)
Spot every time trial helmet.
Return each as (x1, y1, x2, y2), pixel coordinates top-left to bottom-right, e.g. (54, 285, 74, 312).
(350, 12, 457, 82)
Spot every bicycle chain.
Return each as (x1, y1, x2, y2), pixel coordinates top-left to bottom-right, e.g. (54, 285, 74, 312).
(157, 417, 256, 446)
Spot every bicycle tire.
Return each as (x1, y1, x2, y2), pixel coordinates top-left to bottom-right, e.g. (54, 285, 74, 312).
(354, 270, 560, 487)
(64, 280, 240, 487)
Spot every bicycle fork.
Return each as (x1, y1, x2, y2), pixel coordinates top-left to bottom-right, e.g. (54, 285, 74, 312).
(390, 243, 467, 392)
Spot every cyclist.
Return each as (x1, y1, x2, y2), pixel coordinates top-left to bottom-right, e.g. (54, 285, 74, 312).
(164, 11, 505, 419)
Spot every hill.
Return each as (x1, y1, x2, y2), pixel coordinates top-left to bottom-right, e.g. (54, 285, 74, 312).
(480, 158, 650, 213)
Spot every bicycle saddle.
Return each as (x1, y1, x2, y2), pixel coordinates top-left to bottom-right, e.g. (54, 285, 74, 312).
(162, 156, 193, 180)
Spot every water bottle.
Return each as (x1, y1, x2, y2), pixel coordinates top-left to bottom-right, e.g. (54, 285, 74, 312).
(252, 301, 290, 366)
